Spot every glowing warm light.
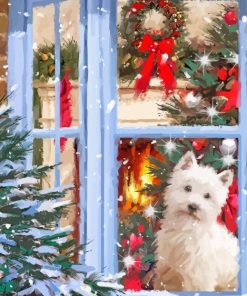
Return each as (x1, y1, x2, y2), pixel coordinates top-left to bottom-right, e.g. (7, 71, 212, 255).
(164, 140, 177, 155)
(194, 50, 218, 73)
(207, 106, 219, 118)
(144, 205, 156, 218)
(222, 154, 236, 167)
(200, 55, 210, 66)
(201, 105, 219, 124)
(123, 255, 135, 268)
(122, 143, 159, 208)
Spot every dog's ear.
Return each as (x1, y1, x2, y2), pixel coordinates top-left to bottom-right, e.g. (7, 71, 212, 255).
(174, 151, 198, 171)
(218, 170, 234, 187)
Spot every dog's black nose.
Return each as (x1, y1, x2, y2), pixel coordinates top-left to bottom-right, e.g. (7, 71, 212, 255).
(188, 203, 199, 213)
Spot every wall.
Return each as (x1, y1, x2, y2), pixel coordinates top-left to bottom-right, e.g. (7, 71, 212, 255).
(0, 0, 8, 96)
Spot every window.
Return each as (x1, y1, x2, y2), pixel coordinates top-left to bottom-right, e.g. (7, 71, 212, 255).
(8, 0, 247, 295)
(8, 0, 85, 253)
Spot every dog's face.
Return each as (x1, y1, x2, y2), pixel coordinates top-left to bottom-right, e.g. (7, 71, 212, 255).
(165, 151, 233, 225)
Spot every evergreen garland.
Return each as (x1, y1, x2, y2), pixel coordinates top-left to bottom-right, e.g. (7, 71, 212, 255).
(33, 39, 79, 82)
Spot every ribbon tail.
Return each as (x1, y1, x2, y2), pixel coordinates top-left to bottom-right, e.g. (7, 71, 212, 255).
(134, 52, 155, 96)
(157, 56, 176, 96)
(60, 72, 72, 151)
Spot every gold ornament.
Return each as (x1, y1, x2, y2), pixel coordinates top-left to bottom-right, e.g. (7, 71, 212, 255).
(122, 53, 131, 65)
(172, 55, 178, 62)
(40, 53, 49, 61)
(48, 64, 55, 75)
(133, 57, 143, 69)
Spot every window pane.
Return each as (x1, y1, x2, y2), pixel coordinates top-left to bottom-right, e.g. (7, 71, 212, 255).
(118, 0, 239, 127)
(118, 137, 238, 291)
(33, 138, 55, 188)
(33, 4, 55, 129)
(60, 0, 80, 127)
(60, 138, 80, 245)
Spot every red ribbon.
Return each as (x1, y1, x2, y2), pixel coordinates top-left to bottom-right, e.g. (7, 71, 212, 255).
(60, 72, 72, 151)
(134, 34, 176, 96)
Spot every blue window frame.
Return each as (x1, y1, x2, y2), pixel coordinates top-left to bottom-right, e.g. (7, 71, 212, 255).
(7, 0, 247, 295)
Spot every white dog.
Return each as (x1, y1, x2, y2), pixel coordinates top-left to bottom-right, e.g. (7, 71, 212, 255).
(154, 151, 239, 291)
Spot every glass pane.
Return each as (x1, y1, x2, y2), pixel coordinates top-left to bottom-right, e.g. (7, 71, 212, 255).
(60, 0, 80, 127)
(118, 138, 238, 292)
(60, 138, 80, 242)
(33, 138, 55, 188)
(118, 0, 239, 127)
(33, 4, 55, 129)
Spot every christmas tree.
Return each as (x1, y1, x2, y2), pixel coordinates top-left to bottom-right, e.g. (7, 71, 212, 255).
(159, 5, 239, 125)
(0, 102, 123, 295)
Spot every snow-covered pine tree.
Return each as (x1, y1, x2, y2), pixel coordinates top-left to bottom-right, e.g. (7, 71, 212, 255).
(0, 103, 123, 295)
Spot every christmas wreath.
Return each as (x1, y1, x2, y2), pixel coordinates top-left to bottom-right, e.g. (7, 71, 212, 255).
(127, 0, 185, 42)
(118, 0, 187, 95)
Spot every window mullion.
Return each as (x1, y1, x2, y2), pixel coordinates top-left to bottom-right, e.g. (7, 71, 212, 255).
(238, 5, 247, 294)
(32, 127, 80, 138)
(85, 0, 104, 272)
(116, 126, 242, 139)
(78, 0, 88, 257)
(8, 0, 27, 123)
(101, 0, 118, 275)
(54, 1, 61, 187)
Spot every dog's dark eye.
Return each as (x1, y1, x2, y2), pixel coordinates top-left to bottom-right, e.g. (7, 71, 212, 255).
(204, 193, 211, 199)
(184, 185, 192, 192)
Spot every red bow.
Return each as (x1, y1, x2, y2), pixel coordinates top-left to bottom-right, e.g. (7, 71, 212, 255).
(134, 34, 176, 96)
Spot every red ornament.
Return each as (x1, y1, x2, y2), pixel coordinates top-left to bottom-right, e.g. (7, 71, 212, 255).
(192, 139, 208, 151)
(129, 233, 143, 251)
(137, 224, 145, 233)
(123, 274, 142, 291)
(217, 67, 228, 81)
(171, 31, 181, 38)
(224, 10, 238, 26)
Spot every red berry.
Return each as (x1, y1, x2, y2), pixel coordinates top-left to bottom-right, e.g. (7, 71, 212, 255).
(224, 11, 238, 26)
(192, 139, 207, 151)
(122, 239, 128, 248)
(137, 224, 145, 233)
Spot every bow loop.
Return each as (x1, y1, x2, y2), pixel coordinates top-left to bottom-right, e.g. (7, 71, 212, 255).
(134, 35, 176, 95)
(158, 38, 175, 55)
(138, 34, 156, 52)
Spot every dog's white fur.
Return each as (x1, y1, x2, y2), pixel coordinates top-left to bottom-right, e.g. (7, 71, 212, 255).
(154, 151, 239, 291)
